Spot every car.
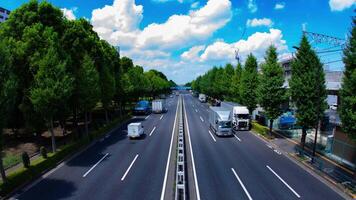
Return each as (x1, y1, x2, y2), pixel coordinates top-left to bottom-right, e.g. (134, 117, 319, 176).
(330, 104, 338, 110)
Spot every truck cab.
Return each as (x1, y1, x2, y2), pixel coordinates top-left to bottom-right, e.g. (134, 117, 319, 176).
(232, 106, 250, 131)
(133, 100, 151, 115)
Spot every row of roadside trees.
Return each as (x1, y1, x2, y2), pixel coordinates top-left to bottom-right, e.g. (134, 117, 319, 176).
(0, 0, 175, 182)
(192, 18, 355, 151)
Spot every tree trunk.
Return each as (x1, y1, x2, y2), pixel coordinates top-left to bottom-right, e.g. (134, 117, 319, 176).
(312, 121, 320, 162)
(73, 108, 79, 138)
(105, 109, 109, 124)
(301, 127, 307, 152)
(0, 156, 7, 183)
(84, 111, 89, 137)
(269, 119, 274, 137)
(49, 118, 56, 153)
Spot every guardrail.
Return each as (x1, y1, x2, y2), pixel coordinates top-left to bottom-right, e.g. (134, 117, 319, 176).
(175, 97, 186, 200)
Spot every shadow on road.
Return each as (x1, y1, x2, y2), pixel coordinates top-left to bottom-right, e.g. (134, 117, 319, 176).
(18, 178, 76, 200)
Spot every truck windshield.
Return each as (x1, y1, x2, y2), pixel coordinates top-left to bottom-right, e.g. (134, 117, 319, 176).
(236, 114, 249, 119)
(218, 121, 231, 128)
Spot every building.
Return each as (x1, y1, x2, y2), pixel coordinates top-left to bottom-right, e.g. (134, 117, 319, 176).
(0, 7, 10, 23)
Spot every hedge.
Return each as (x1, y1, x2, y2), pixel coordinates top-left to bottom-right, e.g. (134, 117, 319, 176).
(251, 121, 269, 137)
(0, 114, 130, 197)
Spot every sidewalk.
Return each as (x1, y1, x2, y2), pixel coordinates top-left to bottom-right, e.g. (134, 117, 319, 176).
(259, 130, 355, 198)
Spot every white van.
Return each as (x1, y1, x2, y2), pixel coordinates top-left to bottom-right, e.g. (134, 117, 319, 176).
(127, 122, 144, 139)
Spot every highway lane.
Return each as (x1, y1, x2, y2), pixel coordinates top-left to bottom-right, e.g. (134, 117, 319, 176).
(14, 96, 179, 200)
(184, 94, 344, 200)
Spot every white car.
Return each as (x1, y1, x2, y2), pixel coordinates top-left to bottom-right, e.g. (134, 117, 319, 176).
(330, 104, 338, 110)
(127, 122, 144, 139)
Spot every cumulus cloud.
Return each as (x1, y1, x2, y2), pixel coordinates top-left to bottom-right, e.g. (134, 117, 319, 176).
(92, 0, 232, 50)
(329, 0, 355, 11)
(248, 0, 258, 13)
(181, 45, 206, 61)
(246, 18, 273, 27)
(181, 29, 288, 63)
(274, 2, 285, 10)
(61, 8, 76, 20)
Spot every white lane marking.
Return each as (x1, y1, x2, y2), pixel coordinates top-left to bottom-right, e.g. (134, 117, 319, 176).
(83, 153, 109, 177)
(132, 116, 136, 119)
(160, 97, 180, 200)
(195, 109, 198, 113)
(184, 98, 201, 200)
(234, 135, 242, 142)
(199, 116, 204, 122)
(145, 115, 150, 120)
(160, 115, 164, 120)
(266, 165, 301, 198)
(274, 149, 282, 155)
(121, 154, 139, 181)
(231, 168, 253, 200)
(149, 126, 157, 136)
(208, 130, 216, 142)
(267, 144, 273, 149)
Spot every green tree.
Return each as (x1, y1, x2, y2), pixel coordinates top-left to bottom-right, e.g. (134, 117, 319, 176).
(258, 46, 286, 135)
(30, 47, 73, 152)
(289, 35, 327, 151)
(339, 18, 356, 141)
(77, 54, 100, 137)
(0, 42, 18, 182)
(240, 54, 259, 114)
(231, 63, 243, 102)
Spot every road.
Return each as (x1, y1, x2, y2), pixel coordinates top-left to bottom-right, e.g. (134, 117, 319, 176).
(183, 94, 344, 200)
(13, 96, 179, 200)
(13, 93, 345, 200)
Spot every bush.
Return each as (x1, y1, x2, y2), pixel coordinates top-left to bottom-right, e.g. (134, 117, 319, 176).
(21, 152, 30, 168)
(40, 146, 47, 159)
(251, 121, 269, 137)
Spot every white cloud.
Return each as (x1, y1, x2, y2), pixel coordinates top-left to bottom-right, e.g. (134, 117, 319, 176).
(61, 8, 76, 20)
(274, 2, 285, 10)
(183, 29, 287, 63)
(152, 0, 186, 3)
(329, 0, 355, 11)
(181, 45, 206, 61)
(92, 0, 232, 50)
(246, 18, 273, 27)
(191, 1, 200, 9)
(248, 0, 258, 13)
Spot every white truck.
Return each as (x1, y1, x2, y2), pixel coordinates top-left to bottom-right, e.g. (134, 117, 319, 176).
(152, 99, 167, 113)
(209, 106, 233, 136)
(127, 122, 144, 139)
(221, 102, 250, 131)
(199, 94, 207, 103)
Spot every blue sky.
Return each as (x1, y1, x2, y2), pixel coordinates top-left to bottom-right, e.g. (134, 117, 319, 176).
(2, 0, 355, 84)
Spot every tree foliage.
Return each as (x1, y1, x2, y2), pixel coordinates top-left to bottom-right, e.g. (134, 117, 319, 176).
(240, 54, 259, 114)
(257, 46, 286, 134)
(289, 35, 327, 148)
(339, 18, 356, 141)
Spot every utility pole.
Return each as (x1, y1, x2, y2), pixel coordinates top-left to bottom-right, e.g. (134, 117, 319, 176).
(235, 49, 240, 65)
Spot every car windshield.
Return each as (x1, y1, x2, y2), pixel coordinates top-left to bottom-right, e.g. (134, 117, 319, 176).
(218, 121, 231, 128)
(236, 114, 249, 119)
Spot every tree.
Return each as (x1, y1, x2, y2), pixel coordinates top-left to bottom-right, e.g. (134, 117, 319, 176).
(339, 18, 356, 141)
(30, 47, 73, 152)
(258, 46, 286, 136)
(289, 35, 327, 151)
(77, 54, 100, 137)
(231, 63, 243, 103)
(0, 41, 18, 182)
(240, 54, 259, 114)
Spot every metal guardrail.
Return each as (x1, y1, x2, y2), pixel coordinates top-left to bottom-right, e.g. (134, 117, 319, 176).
(175, 97, 186, 200)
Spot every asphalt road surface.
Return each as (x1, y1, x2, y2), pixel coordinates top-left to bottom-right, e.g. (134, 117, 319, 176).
(13, 93, 344, 200)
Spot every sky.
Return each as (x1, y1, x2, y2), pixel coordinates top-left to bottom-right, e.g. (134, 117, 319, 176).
(2, 0, 355, 84)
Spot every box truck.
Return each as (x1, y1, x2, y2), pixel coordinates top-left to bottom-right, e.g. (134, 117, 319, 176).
(133, 100, 151, 115)
(221, 102, 250, 131)
(127, 122, 144, 139)
(152, 99, 167, 113)
(199, 94, 207, 103)
(209, 106, 233, 136)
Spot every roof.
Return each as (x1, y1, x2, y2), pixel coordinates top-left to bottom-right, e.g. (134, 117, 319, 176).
(128, 122, 142, 126)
